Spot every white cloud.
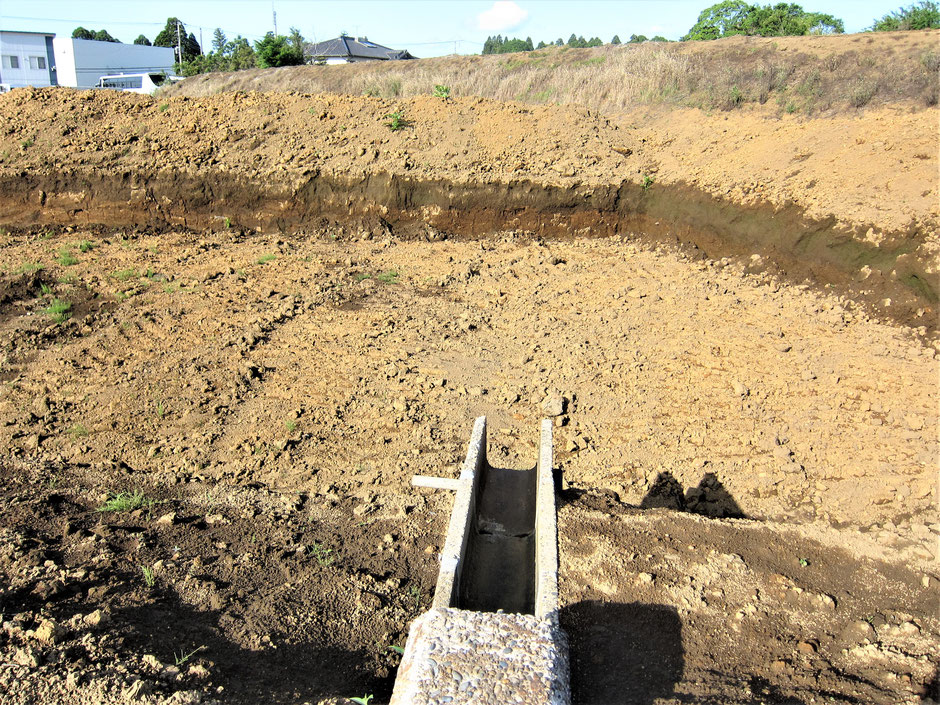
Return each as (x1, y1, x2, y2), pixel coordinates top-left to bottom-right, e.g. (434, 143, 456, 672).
(477, 1, 528, 31)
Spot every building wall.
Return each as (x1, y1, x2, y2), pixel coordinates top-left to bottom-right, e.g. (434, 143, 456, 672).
(52, 38, 175, 89)
(0, 32, 55, 87)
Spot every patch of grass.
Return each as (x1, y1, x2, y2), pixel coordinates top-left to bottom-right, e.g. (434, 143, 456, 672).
(354, 272, 371, 282)
(310, 542, 334, 567)
(97, 490, 154, 513)
(285, 419, 298, 433)
(922, 51, 940, 73)
(388, 645, 405, 655)
(58, 273, 76, 285)
(156, 401, 166, 418)
(256, 253, 277, 264)
(174, 645, 205, 666)
(44, 298, 72, 324)
(21, 137, 34, 149)
(16, 261, 44, 274)
(576, 56, 606, 67)
(375, 270, 399, 284)
(408, 584, 422, 611)
(112, 268, 138, 281)
(141, 565, 155, 588)
(642, 174, 655, 191)
(40, 282, 53, 296)
(158, 103, 170, 113)
(849, 79, 879, 108)
(68, 423, 89, 439)
(57, 248, 78, 266)
(533, 88, 555, 102)
(349, 696, 373, 705)
(223, 216, 231, 229)
(383, 110, 408, 131)
(78, 239, 95, 253)
(432, 84, 451, 99)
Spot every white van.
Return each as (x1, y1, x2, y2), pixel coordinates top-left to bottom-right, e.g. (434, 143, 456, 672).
(95, 72, 180, 95)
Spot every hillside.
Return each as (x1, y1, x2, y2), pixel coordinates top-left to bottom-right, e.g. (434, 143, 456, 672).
(167, 30, 940, 115)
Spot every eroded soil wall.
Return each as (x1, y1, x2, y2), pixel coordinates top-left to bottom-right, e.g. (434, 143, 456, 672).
(1, 169, 934, 331)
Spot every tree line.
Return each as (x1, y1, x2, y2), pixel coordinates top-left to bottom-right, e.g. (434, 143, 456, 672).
(485, 1, 938, 54)
(482, 33, 671, 54)
(71, 18, 308, 74)
(683, 0, 938, 40)
(69, 2, 938, 76)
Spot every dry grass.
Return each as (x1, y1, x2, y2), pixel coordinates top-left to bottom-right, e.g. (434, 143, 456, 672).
(168, 30, 940, 115)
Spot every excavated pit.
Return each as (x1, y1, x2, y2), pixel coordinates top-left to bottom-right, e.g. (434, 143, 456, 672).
(0, 169, 935, 335)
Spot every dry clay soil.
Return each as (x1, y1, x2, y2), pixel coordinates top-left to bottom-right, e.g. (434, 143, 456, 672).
(0, 84, 938, 704)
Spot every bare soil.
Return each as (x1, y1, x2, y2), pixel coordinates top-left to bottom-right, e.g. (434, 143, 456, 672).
(0, 87, 936, 335)
(0, 29, 937, 705)
(0, 228, 936, 704)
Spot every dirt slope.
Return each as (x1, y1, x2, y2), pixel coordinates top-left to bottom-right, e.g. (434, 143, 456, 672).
(0, 88, 937, 333)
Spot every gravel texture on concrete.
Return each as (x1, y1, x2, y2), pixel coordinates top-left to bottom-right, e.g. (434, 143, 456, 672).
(390, 607, 570, 705)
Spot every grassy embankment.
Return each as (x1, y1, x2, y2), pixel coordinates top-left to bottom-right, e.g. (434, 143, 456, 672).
(168, 30, 940, 115)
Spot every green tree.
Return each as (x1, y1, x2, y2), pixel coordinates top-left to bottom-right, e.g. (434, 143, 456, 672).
(871, 1, 940, 30)
(743, 3, 842, 35)
(72, 27, 95, 40)
(228, 37, 257, 69)
(93, 29, 120, 43)
(133, 34, 152, 46)
(611, 34, 622, 44)
(628, 34, 649, 43)
(567, 33, 579, 46)
(536, 40, 547, 48)
(212, 28, 227, 54)
(651, 35, 670, 41)
(684, 1, 844, 40)
(555, 37, 564, 46)
(254, 33, 304, 68)
(288, 27, 306, 58)
(154, 18, 201, 62)
(683, 0, 754, 40)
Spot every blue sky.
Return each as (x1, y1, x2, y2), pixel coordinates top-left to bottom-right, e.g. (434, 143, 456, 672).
(0, 1, 909, 57)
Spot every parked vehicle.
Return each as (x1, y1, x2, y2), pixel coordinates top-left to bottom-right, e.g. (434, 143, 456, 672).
(95, 72, 180, 95)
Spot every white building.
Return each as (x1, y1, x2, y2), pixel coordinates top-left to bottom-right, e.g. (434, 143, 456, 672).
(52, 38, 174, 89)
(0, 30, 57, 88)
(0, 31, 176, 90)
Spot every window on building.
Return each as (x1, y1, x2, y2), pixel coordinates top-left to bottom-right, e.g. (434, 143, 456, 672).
(29, 56, 47, 70)
(1, 55, 20, 69)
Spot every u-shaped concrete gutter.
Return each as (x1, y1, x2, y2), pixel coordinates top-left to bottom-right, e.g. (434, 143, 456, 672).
(391, 416, 570, 705)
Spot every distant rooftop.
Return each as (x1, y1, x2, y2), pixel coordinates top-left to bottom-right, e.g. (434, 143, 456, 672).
(0, 30, 56, 36)
(306, 36, 415, 61)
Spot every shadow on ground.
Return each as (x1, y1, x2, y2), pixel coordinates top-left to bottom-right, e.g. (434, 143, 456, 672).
(641, 471, 745, 518)
(561, 600, 683, 705)
(115, 599, 394, 705)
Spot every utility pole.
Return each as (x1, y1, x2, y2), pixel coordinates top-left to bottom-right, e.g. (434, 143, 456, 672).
(272, 1, 278, 36)
(176, 20, 182, 64)
(199, 28, 204, 55)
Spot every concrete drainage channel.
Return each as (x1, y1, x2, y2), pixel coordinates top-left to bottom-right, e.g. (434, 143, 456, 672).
(391, 416, 570, 705)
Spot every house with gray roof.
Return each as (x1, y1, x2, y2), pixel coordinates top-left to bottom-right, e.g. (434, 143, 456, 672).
(306, 36, 415, 64)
